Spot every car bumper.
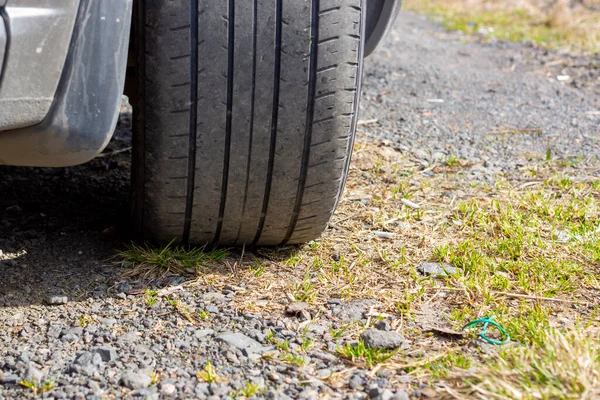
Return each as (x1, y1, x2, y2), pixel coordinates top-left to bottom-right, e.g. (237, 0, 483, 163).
(0, 0, 132, 167)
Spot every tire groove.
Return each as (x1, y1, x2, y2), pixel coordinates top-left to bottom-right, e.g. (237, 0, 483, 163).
(280, 0, 319, 245)
(235, 0, 258, 245)
(213, 0, 236, 245)
(253, 0, 283, 245)
(182, 0, 200, 244)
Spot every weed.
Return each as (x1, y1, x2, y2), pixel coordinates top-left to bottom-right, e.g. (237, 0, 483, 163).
(144, 288, 158, 306)
(19, 379, 55, 395)
(117, 240, 227, 279)
(235, 382, 264, 398)
(330, 324, 351, 339)
(337, 340, 397, 368)
(197, 361, 221, 383)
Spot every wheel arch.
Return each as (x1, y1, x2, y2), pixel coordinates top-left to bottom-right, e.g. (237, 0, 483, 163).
(365, 0, 402, 56)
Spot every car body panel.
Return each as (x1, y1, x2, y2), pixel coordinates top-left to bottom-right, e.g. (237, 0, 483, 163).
(0, 0, 132, 167)
(0, 12, 6, 76)
(0, 0, 80, 131)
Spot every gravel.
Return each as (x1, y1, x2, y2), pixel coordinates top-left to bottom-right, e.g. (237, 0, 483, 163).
(1, 9, 598, 399)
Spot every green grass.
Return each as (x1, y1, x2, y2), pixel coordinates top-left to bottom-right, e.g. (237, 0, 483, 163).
(117, 240, 228, 279)
(337, 340, 397, 368)
(19, 379, 55, 396)
(464, 327, 600, 399)
(196, 361, 221, 383)
(405, 0, 600, 53)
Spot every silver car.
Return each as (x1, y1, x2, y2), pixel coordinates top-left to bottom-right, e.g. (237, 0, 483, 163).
(0, 0, 401, 246)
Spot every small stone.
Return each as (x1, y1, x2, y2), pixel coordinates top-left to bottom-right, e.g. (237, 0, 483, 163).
(0, 375, 19, 384)
(374, 320, 391, 331)
(333, 299, 376, 321)
(202, 292, 226, 302)
(160, 383, 177, 397)
(93, 346, 118, 362)
(268, 373, 280, 381)
(71, 351, 104, 375)
(417, 262, 458, 277)
(100, 318, 117, 326)
(369, 387, 393, 399)
(46, 296, 68, 305)
(421, 387, 437, 398)
(120, 370, 152, 390)
(360, 329, 404, 350)
(391, 391, 410, 400)
(194, 329, 215, 338)
(205, 305, 219, 313)
(286, 302, 310, 315)
(24, 364, 44, 385)
(316, 369, 332, 378)
(215, 332, 264, 354)
(348, 374, 364, 389)
(195, 382, 210, 397)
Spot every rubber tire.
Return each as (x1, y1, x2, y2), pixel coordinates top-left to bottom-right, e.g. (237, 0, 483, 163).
(133, 0, 365, 246)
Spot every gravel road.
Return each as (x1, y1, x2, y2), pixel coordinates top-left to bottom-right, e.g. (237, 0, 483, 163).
(0, 11, 599, 400)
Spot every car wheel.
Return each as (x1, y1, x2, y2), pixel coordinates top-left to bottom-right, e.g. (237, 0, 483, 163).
(132, 0, 365, 246)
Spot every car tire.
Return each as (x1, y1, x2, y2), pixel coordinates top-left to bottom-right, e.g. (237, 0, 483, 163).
(133, 0, 365, 246)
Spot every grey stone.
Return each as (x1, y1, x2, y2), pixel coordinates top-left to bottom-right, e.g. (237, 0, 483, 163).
(0, 375, 19, 384)
(99, 318, 117, 326)
(194, 329, 215, 338)
(333, 300, 376, 321)
(286, 302, 309, 314)
(47, 325, 62, 339)
(46, 296, 68, 305)
(374, 320, 391, 331)
(120, 370, 152, 390)
(71, 351, 104, 375)
(216, 332, 265, 355)
(202, 292, 226, 302)
(160, 383, 177, 397)
(316, 368, 332, 378)
(390, 391, 410, 400)
(24, 364, 44, 385)
(369, 387, 395, 400)
(417, 262, 459, 277)
(206, 306, 219, 314)
(93, 346, 118, 362)
(360, 329, 404, 350)
(348, 374, 364, 389)
(195, 383, 210, 397)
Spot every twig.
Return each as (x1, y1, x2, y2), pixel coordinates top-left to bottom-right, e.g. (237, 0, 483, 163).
(357, 119, 378, 126)
(97, 147, 132, 158)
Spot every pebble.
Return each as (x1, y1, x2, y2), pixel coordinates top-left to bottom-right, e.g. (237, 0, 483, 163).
(360, 329, 405, 350)
(215, 332, 265, 355)
(333, 299, 376, 321)
(93, 346, 119, 362)
(120, 370, 152, 390)
(160, 382, 177, 396)
(46, 295, 69, 305)
(417, 262, 459, 277)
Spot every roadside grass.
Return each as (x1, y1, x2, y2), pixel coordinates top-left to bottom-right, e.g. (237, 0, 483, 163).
(117, 136, 600, 397)
(404, 0, 600, 53)
(116, 241, 228, 279)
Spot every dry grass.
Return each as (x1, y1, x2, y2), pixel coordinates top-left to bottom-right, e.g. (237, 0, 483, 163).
(119, 136, 600, 397)
(405, 0, 600, 53)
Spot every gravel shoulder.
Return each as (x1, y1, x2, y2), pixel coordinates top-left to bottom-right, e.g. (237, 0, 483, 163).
(0, 11, 599, 400)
